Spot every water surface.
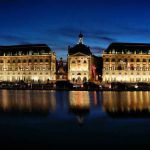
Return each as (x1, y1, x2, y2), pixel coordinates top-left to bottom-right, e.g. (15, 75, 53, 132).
(0, 90, 150, 144)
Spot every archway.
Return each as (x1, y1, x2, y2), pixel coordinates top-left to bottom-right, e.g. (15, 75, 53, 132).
(77, 77, 81, 83)
(83, 77, 87, 83)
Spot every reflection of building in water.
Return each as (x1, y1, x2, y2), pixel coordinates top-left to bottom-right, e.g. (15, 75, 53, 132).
(69, 91, 90, 124)
(102, 92, 150, 117)
(0, 90, 57, 116)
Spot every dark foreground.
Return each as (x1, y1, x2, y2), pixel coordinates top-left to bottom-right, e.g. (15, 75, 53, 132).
(0, 90, 150, 145)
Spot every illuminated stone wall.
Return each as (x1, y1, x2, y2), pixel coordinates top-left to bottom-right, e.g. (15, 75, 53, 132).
(68, 54, 95, 83)
(102, 53, 150, 83)
(0, 52, 56, 83)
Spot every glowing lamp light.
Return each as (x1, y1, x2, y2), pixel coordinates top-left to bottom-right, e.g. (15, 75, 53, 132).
(33, 76, 39, 81)
(135, 84, 138, 89)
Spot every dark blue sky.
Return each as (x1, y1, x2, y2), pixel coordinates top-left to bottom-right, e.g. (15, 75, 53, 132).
(0, 0, 150, 58)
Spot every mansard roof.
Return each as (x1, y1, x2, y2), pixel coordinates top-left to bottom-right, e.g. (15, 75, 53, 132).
(105, 43, 150, 54)
(0, 44, 52, 56)
(68, 43, 92, 55)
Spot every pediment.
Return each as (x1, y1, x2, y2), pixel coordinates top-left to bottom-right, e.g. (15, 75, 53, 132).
(70, 52, 89, 56)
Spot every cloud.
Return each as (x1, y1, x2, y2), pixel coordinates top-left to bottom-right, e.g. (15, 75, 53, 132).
(0, 35, 22, 42)
(0, 34, 31, 45)
(116, 25, 150, 37)
(91, 46, 104, 54)
(46, 27, 116, 44)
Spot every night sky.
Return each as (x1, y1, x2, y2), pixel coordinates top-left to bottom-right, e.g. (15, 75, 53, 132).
(0, 0, 150, 58)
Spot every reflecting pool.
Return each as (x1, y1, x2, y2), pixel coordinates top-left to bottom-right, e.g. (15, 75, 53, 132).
(0, 90, 150, 144)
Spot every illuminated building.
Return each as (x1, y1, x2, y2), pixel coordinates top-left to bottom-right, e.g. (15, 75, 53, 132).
(67, 33, 97, 83)
(103, 43, 150, 83)
(0, 44, 56, 83)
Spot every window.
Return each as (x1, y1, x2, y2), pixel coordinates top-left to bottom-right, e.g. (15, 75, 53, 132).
(23, 60, 26, 63)
(34, 59, 37, 63)
(143, 59, 147, 62)
(13, 60, 15, 63)
(45, 59, 49, 62)
(137, 59, 140, 62)
(40, 59, 43, 63)
(105, 58, 109, 62)
(112, 59, 115, 62)
(72, 60, 76, 64)
(124, 59, 128, 62)
(84, 60, 87, 64)
(29, 59, 32, 63)
(130, 59, 134, 62)
(18, 60, 21, 63)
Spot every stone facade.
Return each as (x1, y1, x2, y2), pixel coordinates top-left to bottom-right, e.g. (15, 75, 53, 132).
(67, 34, 97, 83)
(0, 44, 56, 83)
(103, 43, 150, 83)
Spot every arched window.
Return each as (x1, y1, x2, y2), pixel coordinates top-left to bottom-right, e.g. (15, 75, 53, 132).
(83, 60, 87, 64)
(29, 59, 32, 63)
(0, 60, 3, 63)
(13, 60, 16, 63)
(105, 58, 110, 62)
(112, 59, 115, 62)
(45, 59, 49, 62)
(23, 60, 26, 63)
(118, 65, 122, 70)
(137, 59, 140, 62)
(130, 59, 134, 62)
(83, 77, 87, 82)
(124, 59, 128, 62)
(40, 59, 43, 63)
(130, 65, 134, 70)
(34, 59, 38, 63)
(72, 60, 76, 64)
(18, 60, 21, 63)
(143, 59, 147, 62)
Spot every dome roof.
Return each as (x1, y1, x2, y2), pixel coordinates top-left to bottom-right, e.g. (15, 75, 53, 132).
(68, 43, 92, 55)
